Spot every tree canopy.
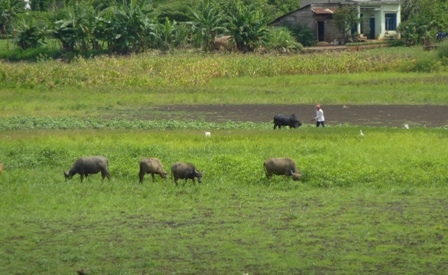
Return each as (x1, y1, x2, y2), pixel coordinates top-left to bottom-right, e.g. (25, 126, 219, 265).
(3, 0, 448, 56)
(399, 0, 448, 45)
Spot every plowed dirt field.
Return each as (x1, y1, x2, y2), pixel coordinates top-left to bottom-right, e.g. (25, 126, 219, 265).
(147, 104, 447, 127)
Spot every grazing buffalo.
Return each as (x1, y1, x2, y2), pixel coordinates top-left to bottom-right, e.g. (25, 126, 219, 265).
(139, 157, 168, 183)
(64, 156, 110, 182)
(263, 157, 301, 181)
(273, 114, 302, 129)
(171, 162, 204, 185)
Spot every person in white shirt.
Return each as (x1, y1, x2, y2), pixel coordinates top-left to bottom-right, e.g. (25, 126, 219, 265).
(311, 104, 325, 127)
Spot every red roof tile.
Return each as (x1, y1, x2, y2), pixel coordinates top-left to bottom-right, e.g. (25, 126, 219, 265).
(312, 7, 338, 14)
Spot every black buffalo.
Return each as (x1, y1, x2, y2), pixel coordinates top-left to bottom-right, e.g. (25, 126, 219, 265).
(64, 156, 110, 182)
(171, 162, 204, 185)
(273, 114, 302, 129)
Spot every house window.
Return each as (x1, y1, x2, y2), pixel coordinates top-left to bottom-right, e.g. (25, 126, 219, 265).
(385, 13, 397, 30)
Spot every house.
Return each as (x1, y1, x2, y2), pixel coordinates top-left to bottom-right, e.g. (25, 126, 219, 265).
(270, 0, 401, 44)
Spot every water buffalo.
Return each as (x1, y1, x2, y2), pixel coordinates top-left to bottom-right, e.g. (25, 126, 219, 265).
(139, 157, 168, 183)
(273, 114, 302, 129)
(263, 157, 301, 181)
(64, 156, 110, 182)
(171, 162, 204, 185)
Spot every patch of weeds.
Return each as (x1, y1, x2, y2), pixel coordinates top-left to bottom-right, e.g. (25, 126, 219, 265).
(396, 185, 415, 195)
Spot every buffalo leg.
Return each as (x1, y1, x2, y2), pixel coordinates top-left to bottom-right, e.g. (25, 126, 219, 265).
(101, 170, 111, 181)
(105, 171, 110, 180)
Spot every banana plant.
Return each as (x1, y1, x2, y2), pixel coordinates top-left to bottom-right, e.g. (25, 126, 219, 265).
(152, 17, 177, 52)
(99, 0, 153, 54)
(0, 0, 23, 50)
(14, 16, 47, 50)
(0, 0, 22, 34)
(52, 1, 96, 52)
(225, 1, 269, 52)
(187, 0, 226, 52)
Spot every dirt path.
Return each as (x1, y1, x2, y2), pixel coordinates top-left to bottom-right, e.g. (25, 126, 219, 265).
(149, 104, 448, 128)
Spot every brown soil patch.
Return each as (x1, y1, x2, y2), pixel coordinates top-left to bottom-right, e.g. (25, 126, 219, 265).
(149, 104, 448, 128)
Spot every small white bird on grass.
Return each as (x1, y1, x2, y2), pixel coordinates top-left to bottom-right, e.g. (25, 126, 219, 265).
(360, 130, 364, 136)
(404, 124, 409, 129)
(205, 131, 211, 137)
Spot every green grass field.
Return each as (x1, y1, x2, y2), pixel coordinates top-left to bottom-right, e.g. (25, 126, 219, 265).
(1, 46, 448, 274)
(1, 128, 447, 274)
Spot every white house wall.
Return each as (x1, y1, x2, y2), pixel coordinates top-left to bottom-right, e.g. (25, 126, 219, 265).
(357, 2, 400, 39)
(380, 3, 401, 39)
(270, 0, 401, 43)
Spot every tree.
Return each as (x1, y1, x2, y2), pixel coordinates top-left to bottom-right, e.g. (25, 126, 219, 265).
(151, 0, 298, 22)
(333, 4, 359, 42)
(52, 1, 97, 52)
(187, 0, 225, 52)
(14, 16, 47, 49)
(154, 1, 192, 23)
(99, 0, 153, 54)
(1, 0, 27, 52)
(152, 17, 179, 52)
(398, 0, 448, 45)
(401, 0, 420, 21)
(266, 0, 299, 19)
(0, 0, 23, 50)
(225, 1, 270, 52)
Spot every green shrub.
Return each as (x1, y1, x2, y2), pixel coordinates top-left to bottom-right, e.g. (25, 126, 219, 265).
(0, 47, 62, 61)
(413, 53, 442, 72)
(286, 23, 317, 47)
(388, 38, 407, 47)
(14, 17, 47, 50)
(437, 41, 448, 63)
(264, 27, 303, 52)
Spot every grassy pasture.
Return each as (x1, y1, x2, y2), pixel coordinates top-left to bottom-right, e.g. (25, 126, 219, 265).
(1, 45, 448, 274)
(1, 128, 447, 274)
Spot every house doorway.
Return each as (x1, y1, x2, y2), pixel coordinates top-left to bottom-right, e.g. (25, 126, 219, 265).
(361, 16, 376, 39)
(369, 18, 375, 39)
(317, 21, 325, 41)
